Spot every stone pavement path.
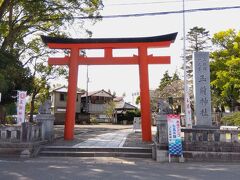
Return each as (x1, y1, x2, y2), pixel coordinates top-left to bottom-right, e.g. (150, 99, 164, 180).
(72, 129, 131, 147)
(50, 124, 156, 148)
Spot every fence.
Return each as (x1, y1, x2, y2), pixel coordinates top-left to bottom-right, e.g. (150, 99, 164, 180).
(182, 128, 240, 152)
(0, 122, 42, 143)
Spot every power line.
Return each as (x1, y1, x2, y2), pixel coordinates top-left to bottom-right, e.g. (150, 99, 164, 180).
(105, 0, 240, 6)
(74, 5, 240, 19)
(105, 0, 185, 6)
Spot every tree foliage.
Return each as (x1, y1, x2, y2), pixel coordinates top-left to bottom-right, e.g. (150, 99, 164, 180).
(0, 0, 103, 121)
(185, 26, 210, 93)
(135, 71, 180, 112)
(210, 29, 240, 111)
(0, 50, 32, 122)
(105, 100, 116, 123)
(119, 109, 141, 123)
(158, 80, 183, 99)
(221, 112, 240, 126)
(0, 0, 103, 54)
(0, 50, 32, 104)
(158, 71, 172, 91)
(135, 96, 140, 105)
(157, 80, 183, 114)
(158, 71, 180, 92)
(28, 63, 68, 122)
(151, 71, 182, 113)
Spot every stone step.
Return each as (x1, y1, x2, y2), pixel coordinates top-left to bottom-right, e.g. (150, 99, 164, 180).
(41, 146, 152, 153)
(39, 151, 152, 158)
(39, 146, 152, 158)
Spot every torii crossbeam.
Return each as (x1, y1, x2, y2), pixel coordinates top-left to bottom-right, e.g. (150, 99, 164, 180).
(42, 32, 177, 142)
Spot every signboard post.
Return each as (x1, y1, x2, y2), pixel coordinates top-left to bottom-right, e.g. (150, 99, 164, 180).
(17, 91, 27, 124)
(167, 114, 183, 162)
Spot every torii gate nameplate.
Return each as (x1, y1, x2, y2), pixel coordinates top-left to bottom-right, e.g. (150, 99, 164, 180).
(42, 32, 177, 142)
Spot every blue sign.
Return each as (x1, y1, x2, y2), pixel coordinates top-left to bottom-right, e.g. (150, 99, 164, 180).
(167, 115, 183, 156)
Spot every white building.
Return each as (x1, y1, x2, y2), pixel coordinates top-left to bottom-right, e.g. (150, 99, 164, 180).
(50, 86, 84, 124)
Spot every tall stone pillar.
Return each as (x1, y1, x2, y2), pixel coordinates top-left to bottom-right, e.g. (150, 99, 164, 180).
(193, 52, 212, 127)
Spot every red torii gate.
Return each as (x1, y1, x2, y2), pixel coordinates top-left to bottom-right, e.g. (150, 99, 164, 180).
(41, 33, 177, 142)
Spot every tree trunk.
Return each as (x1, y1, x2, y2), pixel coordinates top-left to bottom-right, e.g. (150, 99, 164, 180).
(29, 92, 37, 123)
(1, 0, 14, 51)
(231, 99, 236, 112)
(228, 99, 235, 112)
(0, 0, 10, 22)
(0, 105, 6, 124)
(221, 105, 225, 112)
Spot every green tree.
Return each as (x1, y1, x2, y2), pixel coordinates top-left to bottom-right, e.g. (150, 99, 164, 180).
(221, 112, 240, 126)
(0, 50, 32, 123)
(123, 109, 141, 123)
(210, 29, 240, 112)
(0, 51, 32, 104)
(158, 71, 172, 91)
(185, 26, 210, 94)
(135, 96, 140, 105)
(0, 0, 103, 121)
(172, 71, 180, 81)
(0, 0, 103, 53)
(105, 100, 116, 123)
(158, 71, 180, 91)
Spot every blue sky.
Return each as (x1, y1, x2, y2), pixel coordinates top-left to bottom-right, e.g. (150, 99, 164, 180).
(57, 0, 240, 104)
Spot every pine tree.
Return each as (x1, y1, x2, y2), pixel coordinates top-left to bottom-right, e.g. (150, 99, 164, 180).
(172, 71, 180, 81)
(158, 71, 172, 91)
(185, 26, 210, 94)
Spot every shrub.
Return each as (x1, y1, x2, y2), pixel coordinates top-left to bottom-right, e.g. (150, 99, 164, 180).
(5, 115, 17, 124)
(90, 116, 98, 125)
(221, 112, 240, 126)
(116, 109, 141, 124)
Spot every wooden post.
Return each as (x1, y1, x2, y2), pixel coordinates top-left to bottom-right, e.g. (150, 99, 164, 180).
(64, 48, 79, 140)
(138, 46, 152, 142)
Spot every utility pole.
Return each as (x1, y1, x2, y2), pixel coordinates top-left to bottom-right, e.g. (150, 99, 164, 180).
(183, 0, 192, 128)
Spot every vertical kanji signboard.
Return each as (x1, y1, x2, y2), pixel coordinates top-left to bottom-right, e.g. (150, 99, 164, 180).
(17, 91, 27, 124)
(193, 52, 212, 126)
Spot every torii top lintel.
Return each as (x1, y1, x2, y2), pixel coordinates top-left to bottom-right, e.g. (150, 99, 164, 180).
(41, 32, 177, 65)
(41, 32, 177, 49)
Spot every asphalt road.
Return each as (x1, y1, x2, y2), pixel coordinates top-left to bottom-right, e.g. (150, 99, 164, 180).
(1, 157, 240, 180)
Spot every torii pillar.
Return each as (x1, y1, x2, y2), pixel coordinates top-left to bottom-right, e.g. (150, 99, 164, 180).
(41, 33, 177, 142)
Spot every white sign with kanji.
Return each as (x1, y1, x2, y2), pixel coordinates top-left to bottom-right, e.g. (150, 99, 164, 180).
(17, 91, 27, 124)
(185, 85, 192, 128)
